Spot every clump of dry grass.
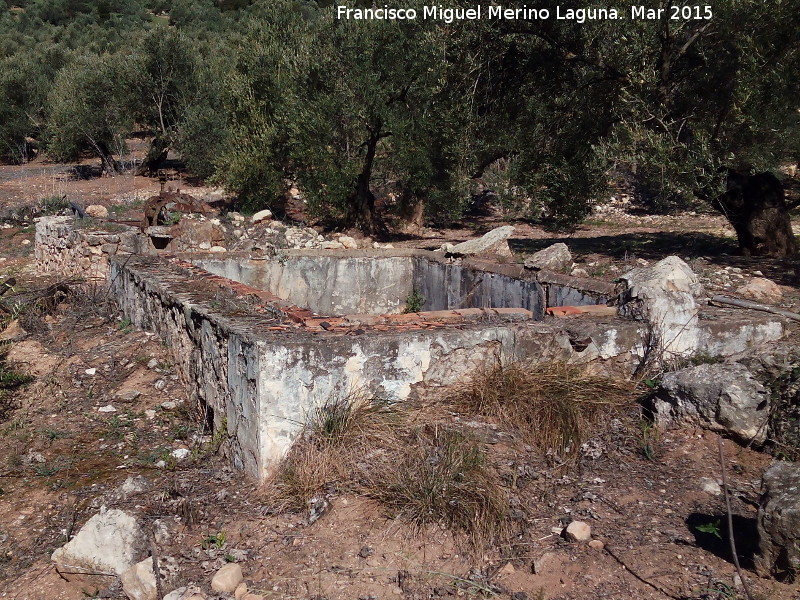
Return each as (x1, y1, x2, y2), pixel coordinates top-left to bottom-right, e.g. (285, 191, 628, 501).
(271, 362, 635, 546)
(271, 388, 400, 509)
(362, 425, 508, 546)
(448, 360, 636, 457)
(270, 389, 509, 547)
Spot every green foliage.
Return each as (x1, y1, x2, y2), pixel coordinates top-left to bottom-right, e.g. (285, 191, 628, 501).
(695, 519, 722, 539)
(403, 289, 424, 314)
(639, 420, 659, 461)
(45, 52, 136, 166)
(596, 0, 800, 210)
(216, 2, 471, 226)
(201, 530, 226, 550)
(2, 0, 797, 237)
(39, 194, 69, 215)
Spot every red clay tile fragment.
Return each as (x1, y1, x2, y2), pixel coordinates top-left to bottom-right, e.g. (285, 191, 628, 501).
(546, 305, 616, 317)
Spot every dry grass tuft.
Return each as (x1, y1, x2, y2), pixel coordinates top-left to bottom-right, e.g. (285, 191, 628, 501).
(362, 425, 508, 546)
(271, 360, 631, 547)
(448, 360, 636, 457)
(270, 389, 508, 548)
(271, 388, 400, 509)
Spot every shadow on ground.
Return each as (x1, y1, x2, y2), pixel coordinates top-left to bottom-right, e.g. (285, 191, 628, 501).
(684, 512, 759, 571)
(511, 232, 800, 288)
(510, 231, 739, 260)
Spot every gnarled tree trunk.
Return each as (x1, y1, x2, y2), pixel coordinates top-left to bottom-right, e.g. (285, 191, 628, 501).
(136, 136, 170, 176)
(346, 130, 383, 235)
(398, 187, 425, 235)
(712, 170, 797, 257)
(95, 141, 120, 175)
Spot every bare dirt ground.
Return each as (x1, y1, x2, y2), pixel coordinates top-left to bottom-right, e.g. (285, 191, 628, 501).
(1, 156, 799, 600)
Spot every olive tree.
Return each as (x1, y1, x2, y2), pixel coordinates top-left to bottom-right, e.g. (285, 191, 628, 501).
(46, 52, 136, 172)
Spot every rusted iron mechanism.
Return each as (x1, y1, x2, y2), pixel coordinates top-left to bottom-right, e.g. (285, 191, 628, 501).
(140, 188, 217, 229)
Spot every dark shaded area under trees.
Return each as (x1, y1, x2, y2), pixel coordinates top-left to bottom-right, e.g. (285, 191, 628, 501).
(1, 0, 798, 255)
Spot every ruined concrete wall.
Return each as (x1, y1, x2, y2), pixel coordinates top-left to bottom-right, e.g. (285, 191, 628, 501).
(412, 257, 545, 317)
(191, 251, 622, 322)
(255, 327, 521, 467)
(111, 255, 546, 479)
(194, 255, 415, 315)
(537, 270, 618, 307)
(35, 216, 146, 280)
(110, 258, 263, 477)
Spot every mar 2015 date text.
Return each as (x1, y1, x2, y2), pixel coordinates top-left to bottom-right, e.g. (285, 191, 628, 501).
(631, 5, 713, 20)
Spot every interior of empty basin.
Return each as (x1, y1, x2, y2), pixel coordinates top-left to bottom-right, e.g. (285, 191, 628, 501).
(190, 249, 547, 318)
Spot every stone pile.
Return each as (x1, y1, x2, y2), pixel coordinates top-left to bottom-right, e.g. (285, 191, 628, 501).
(35, 216, 145, 279)
(49, 506, 264, 600)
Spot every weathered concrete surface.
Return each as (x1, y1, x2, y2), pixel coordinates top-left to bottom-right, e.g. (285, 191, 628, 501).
(195, 254, 415, 316)
(537, 270, 618, 307)
(413, 256, 545, 317)
(654, 362, 770, 444)
(697, 309, 786, 357)
(193, 250, 625, 321)
(756, 461, 800, 580)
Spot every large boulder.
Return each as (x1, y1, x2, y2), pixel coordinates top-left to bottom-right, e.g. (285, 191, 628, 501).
(446, 226, 514, 258)
(51, 508, 146, 591)
(653, 362, 770, 444)
(756, 461, 800, 580)
(524, 243, 572, 272)
(619, 256, 705, 358)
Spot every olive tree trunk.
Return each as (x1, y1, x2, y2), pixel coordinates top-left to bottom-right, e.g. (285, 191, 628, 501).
(712, 171, 797, 257)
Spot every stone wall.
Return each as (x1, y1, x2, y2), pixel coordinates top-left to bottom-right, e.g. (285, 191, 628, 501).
(35, 216, 147, 280)
(110, 254, 653, 480)
(110, 257, 263, 476)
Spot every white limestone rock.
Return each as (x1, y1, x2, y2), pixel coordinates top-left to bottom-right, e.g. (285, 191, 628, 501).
(211, 563, 244, 593)
(447, 226, 514, 257)
(120, 557, 157, 600)
(619, 256, 705, 358)
(85, 205, 109, 218)
(756, 461, 800, 578)
(564, 520, 592, 542)
(51, 508, 146, 577)
(736, 277, 782, 303)
(654, 362, 770, 444)
(162, 588, 186, 600)
(524, 242, 572, 271)
(338, 235, 358, 250)
(251, 209, 273, 224)
(320, 241, 345, 250)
